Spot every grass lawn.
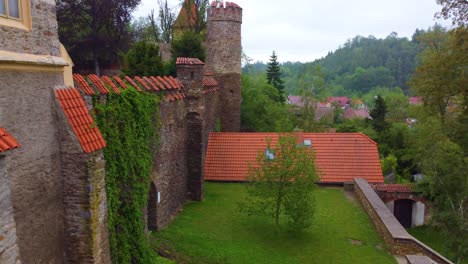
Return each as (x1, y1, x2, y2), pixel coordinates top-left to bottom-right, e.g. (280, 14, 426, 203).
(151, 183, 396, 264)
(408, 226, 465, 264)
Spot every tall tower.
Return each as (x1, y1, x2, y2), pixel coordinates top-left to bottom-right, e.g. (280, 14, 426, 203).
(206, 1, 242, 132)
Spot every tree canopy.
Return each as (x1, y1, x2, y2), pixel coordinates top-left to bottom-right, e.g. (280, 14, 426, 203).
(57, 0, 141, 74)
(242, 134, 319, 231)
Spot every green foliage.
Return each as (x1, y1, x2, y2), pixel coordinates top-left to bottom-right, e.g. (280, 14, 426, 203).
(57, 0, 140, 74)
(170, 31, 206, 61)
(266, 51, 286, 103)
(369, 95, 390, 134)
(122, 41, 165, 77)
(409, 226, 468, 264)
(418, 139, 468, 264)
(381, 154, 397, 175)
(409, 27, 467, 124)
(153, 183, 395, 264)
(241, 75, 293, 132)
(241, 134, 319, 231)
(95, 88, 160, 263)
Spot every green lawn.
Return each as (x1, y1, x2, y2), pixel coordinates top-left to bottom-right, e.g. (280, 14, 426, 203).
(151, 183, 396, 264)
(408, 226, 465, 264)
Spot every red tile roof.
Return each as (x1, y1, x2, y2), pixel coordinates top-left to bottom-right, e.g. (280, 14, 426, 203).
(113, 76, 127, 90)
(203, 77, 218, 87)
(55, 88, 106, 153)
(343, 107, 370, 119)
(135, 76, 151, 91)
(124, 76, 143, 91)
(101, 75, 121, 94)
(0, 128, 20, 152)
(173, 0, 198, 28)
(88, 74, 110, 94)
(205, 132, 384, 183)
(373, 184, 415, 193)
(176, 57, 204, 65)
(328, 96, 350, 107)
(73, 73, 95, 95)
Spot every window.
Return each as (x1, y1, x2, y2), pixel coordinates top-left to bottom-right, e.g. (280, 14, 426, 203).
(0, 0, 31, 31)
(265, 149, 275, 161)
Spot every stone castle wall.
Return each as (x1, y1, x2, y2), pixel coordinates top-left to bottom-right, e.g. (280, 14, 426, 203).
(0, 0, 242, 263)
(0, 71, 65, 264)
(153, 100, 189, 229)
(206, 2, 242, 132)
(0, 0, 60, 56)
(0, 155, 21, 264)
(353, 178, 453, 264)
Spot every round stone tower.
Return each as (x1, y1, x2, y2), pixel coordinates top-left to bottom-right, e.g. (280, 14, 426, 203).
(206, 1, 242, 132)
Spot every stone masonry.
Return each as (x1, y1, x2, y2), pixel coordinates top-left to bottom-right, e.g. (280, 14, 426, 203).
(0, 154, 21, 264)
(0, 1, 242, 263)
(206, 2, 243, 132)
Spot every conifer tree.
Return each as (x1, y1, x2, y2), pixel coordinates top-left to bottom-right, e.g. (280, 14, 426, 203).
(266, 51, 286, 103)
(369, 95, 390, 133)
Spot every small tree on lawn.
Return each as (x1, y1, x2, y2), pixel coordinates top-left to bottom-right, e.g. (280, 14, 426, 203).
(242, 134, 319, 231)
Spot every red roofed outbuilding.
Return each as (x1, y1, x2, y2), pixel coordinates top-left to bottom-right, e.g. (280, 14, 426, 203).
(205, 132, 384, 184)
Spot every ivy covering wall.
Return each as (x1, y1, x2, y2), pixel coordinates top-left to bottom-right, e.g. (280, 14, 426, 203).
(95, 88, 160, 263)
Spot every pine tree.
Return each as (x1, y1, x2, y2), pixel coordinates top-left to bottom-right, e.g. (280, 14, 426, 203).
(369, 95, 390, 133)
(266, 51, 286, 103)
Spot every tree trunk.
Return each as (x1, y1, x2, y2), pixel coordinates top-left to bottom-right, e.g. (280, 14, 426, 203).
(94, 49, 100, 76)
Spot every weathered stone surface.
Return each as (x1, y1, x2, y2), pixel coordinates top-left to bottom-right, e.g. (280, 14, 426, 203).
(206, 3, 242, 132)
(0, 1, 60, 57)
(0, 71, 64, 264)
(55, 97, 110, 264)
(153, 100, 189, 229)
(0, 155, 21, 264)
(353, 178, 453, 264)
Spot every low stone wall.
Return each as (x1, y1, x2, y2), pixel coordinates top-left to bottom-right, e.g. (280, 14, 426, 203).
(353, 178, 452, 264)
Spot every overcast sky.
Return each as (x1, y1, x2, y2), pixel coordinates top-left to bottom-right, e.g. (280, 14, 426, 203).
(133, 0, 451, 63)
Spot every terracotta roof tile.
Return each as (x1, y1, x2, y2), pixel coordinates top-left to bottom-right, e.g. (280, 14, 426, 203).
(156, 76, 171, 90)
(135, 76, 151, 91)
(55, 88, 106, 153)
(174, 77, 184, 89)
(167, 76, 181, 89)
(113, 76, 127, 90)
(205, 132, 384, 183)
(0, 128, 20, 152)
(73, 74, 95, 95)
(328, 96, 350, 107)
(163, 76, 177, 89)
(124, 76, 142, 92)
(150, 76, 165, 90)
(101, 75, 120, 94)
(203, 77, 218, 87)
(176, 57, 204, 65)
(88, 74, 109, 94)
(373, 184, 415, 193)
(143, 76, 159, 91)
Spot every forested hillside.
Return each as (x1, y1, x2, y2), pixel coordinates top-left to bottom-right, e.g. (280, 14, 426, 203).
(244, 27, 444, 97)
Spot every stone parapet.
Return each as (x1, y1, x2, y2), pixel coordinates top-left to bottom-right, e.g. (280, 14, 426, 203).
(208, 2, 242, 23)
(353, 178, 453, 264)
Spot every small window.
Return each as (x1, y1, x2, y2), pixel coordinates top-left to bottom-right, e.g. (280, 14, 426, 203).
(0, 0, 31, 31)
(265, 149, 275, 160)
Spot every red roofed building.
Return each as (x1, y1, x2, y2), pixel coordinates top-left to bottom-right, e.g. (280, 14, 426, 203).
(328, 96, 350, 108)
(205, 132, 384, 184)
